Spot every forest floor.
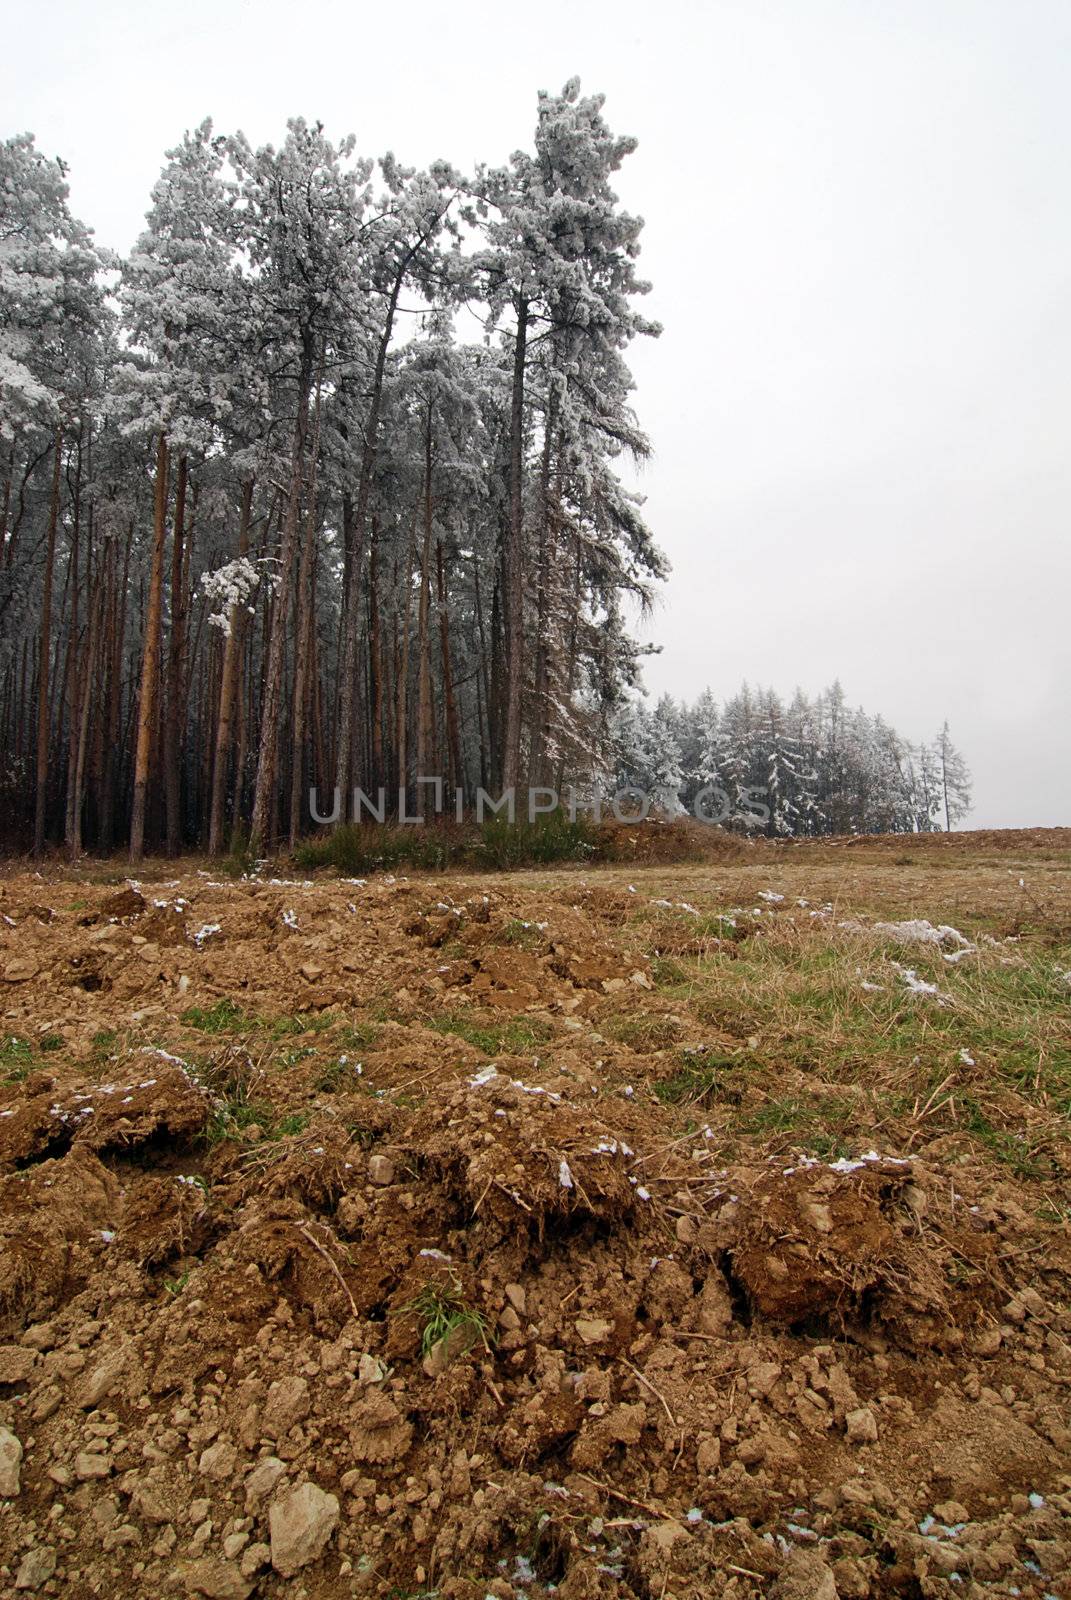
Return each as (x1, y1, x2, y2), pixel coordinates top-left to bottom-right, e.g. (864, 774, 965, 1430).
(1, 828, 1070, 1600)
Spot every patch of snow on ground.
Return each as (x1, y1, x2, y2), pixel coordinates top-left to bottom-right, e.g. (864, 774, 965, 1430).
(874, 918, 972, 949)
(892, 962, 945, 999)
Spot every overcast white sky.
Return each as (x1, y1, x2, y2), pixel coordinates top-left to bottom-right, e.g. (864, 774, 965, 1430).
(8, 0, 1069, 826)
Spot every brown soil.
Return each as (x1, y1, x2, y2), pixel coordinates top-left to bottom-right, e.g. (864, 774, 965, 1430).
(0, 842, 1069, 1599)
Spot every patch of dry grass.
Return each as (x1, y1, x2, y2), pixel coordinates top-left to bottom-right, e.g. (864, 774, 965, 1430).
(623, 879, 1071, 1177)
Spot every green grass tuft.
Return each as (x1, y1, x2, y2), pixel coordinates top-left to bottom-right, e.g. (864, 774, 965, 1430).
(400, 1275, 493, 1359)
(182, 998, 250, 1034)
(427, 1011, 553, 1056)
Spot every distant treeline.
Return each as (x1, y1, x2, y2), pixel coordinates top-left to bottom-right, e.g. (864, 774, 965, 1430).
(612, 682, 972, 835)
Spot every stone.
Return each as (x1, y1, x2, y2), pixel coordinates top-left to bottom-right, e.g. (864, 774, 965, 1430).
(0, 1426, 24, 1496)
(176, 1556, 253, 1599)
(269, 1481, 340, 1576)
(747, 1361, 782, 1398)
(604, 1403, 645, 1445)
(649, 1520, 686, 1552)
(198, 1440, 237, 1482)
(152, 1526, 177, 1558)
(3, 958, 38, 982)
(22, 1324, 57, 1352)
(75, 1450, 113, 1480)
(0, 1345, 37, 1384)
(736, 1435, 767, 1466)
(102, 1524, 139, 1551)
(243, 1456, 286, 1511)
(263, 1375, 310, 1437)
(367, 1154, 395, 1186)
(31, 1385, 63, 1422)
(15, 1546, 57, 1591)
(239, 1543, 271, 1579)
(575, 1317, 613, 1345)
(78, 1354, 125, 1409)
(845, 1407, 878, 1444)
(189, 1518, 213, 1555)
(771, 1548, 840, 1600)
(421, 1322, 475, 1378)
(130, 1482, 172, 1524)
(357, 1353, 388, 1385)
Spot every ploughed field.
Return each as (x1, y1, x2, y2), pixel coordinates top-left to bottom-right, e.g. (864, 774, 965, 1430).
(1, 831, 1070, 1599)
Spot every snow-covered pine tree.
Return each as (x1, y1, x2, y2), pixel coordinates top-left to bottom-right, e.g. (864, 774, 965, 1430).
(332, 157, 458, 808)
(222, 120, 372, 851)
(0, 133, 108, 855)
(935, 721, 973, 831)
(646, 694, 685, 813)
(717, 683, 764, 826)
(117, 121, 247, 859)
(757, 687, 809, 836)
(471, 78, 660, 788)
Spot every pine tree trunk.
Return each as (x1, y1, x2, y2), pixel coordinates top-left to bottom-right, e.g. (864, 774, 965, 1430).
(530, 402, 556, 783)
(555, 533, 584, 793)
(310, 567, 326, 794)
(335, 273, 403, 807)
(130, 433, 170, 863)
(164, 454, 188, 854)
(250, 346, 313, 853)
(207, 479, 254, 855)
(395, 522, 416, 809)
(288, 378, 323, 850)
(33, 428, 63, 858)
(63, 424, 84, 847)
(100, 525, 129, 853)
(473, 557, 492, 792)
(502, 295, 528, 790)
(368, 513, 384, 793)
(415, 401, 434, 816)
(70, 575, 101, 856)
(437, 539, 462, 797)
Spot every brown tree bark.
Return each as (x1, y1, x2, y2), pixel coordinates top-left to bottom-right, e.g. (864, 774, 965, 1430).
(395, 521, 416, 809)
(207, 479, 254, 855)
(164, 454, 188, 854)
(473, 556, 492, 793)
(129, 432, 170, 863)
(70, 572, 102, 856)
(502, 295, 529, 790)
(334, 273, 403, 805)
(437, 538, 462, 796)
(63, 421, 84, 848)
(530, 401, 558, 784)
(415, 400, 435, 816)
(250, 344, 313, 853)
(368, 512, 384, 793)
(33, 428, 63, 858)
(288, 376, 324, 849)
